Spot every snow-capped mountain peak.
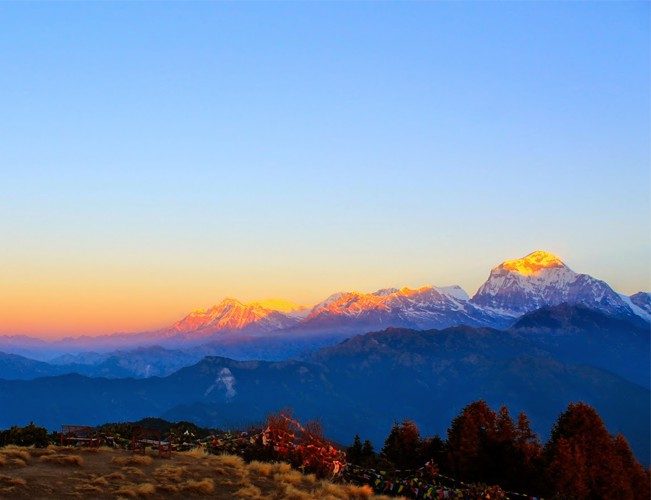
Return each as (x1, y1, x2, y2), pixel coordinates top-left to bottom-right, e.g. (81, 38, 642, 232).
(302, 284, 503, 331)
(438, 285, 470, 301)
(621, 291, 651, 321)
(629, 292, 651, 315)
(471, 250, 635, 318)
(169, 297, 299, 335)
(501, 250, 566, 276)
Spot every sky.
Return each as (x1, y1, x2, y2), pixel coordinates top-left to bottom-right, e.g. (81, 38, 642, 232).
(0, 2, 649, 337)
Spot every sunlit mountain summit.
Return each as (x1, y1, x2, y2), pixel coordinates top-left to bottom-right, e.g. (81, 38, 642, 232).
(170, 297, 302, 336)
(152, 250, 647, 339)
(500, 250, 566, 276)
(471, 250, 639, 318)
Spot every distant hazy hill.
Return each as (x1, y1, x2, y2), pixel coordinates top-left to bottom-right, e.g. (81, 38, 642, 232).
(0, 304, 648, 462)
(0, 334, 343, 380)
(0, 351, 71, 379)
(508, 303, 650, 387)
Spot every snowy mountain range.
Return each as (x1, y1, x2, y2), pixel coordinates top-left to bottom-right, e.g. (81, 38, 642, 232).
(0, 251, 647, 354)
(169, 298, 304, 337)
(155, 250, 649, 338)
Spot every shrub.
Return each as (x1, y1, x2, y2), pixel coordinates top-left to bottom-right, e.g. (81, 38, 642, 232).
(39, 454, 83, 466)
(111, 454, 153, 466)
(234, 484, 263, 498)
(0, 447, 30, 462)
(0, 475, 27, 487)
(183, 478, 215, 494)
(115, 482, 156, 497)
(0, 423, 48, 448)
(75, 484, 103, 494)
(154, 464, 186, 482)
(248, 460, 273, 476)
(120, 466, 147, 477)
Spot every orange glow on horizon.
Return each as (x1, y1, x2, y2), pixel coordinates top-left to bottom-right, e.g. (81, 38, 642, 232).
(0, 287, 315, 339)
(0, 249, 644, 339)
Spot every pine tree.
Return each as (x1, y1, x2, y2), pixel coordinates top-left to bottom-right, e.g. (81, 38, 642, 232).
(361, 439, 375, 460)
(612, 434, 650, 500)
(381, 420, 422, 468)
(490, 405, 517, 487)
(544, 402, 631, 499)
(495, 406, 515, 443)
(513, 411, 543, 493)
(546, 436, 590, 499)
(515, 412, 540, 453)
(421, 435, 446, 472)
(347, 434, 363, 464)
(446, 400, 497, 482)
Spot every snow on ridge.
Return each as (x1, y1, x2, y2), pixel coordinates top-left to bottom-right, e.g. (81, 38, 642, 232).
(438, 285, 470, 301)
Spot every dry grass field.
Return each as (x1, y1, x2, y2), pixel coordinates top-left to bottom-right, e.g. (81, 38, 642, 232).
(0, 445, 394, 499)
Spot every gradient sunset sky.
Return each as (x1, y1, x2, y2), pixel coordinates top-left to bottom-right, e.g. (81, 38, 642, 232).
(1, 2, 649, 337)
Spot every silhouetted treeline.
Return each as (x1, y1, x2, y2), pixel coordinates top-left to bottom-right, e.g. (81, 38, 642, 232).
(96, 417, 212, 441)
(348, 401, 650, 500)
(0, 422, 49, 447)
(0, 418, 216, 450)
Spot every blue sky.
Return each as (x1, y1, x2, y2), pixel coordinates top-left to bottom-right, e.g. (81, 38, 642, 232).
(0, 2, 649, 334)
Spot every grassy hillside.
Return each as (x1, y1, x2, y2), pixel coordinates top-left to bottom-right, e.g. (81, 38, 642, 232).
(0, 446, 386, 499)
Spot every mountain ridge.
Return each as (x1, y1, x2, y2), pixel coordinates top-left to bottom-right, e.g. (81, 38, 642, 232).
(150, 250, 647, 341)
(0, 251, 647, 354)
(470, 251, 637, 318)
(0, 304, 647, 462)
